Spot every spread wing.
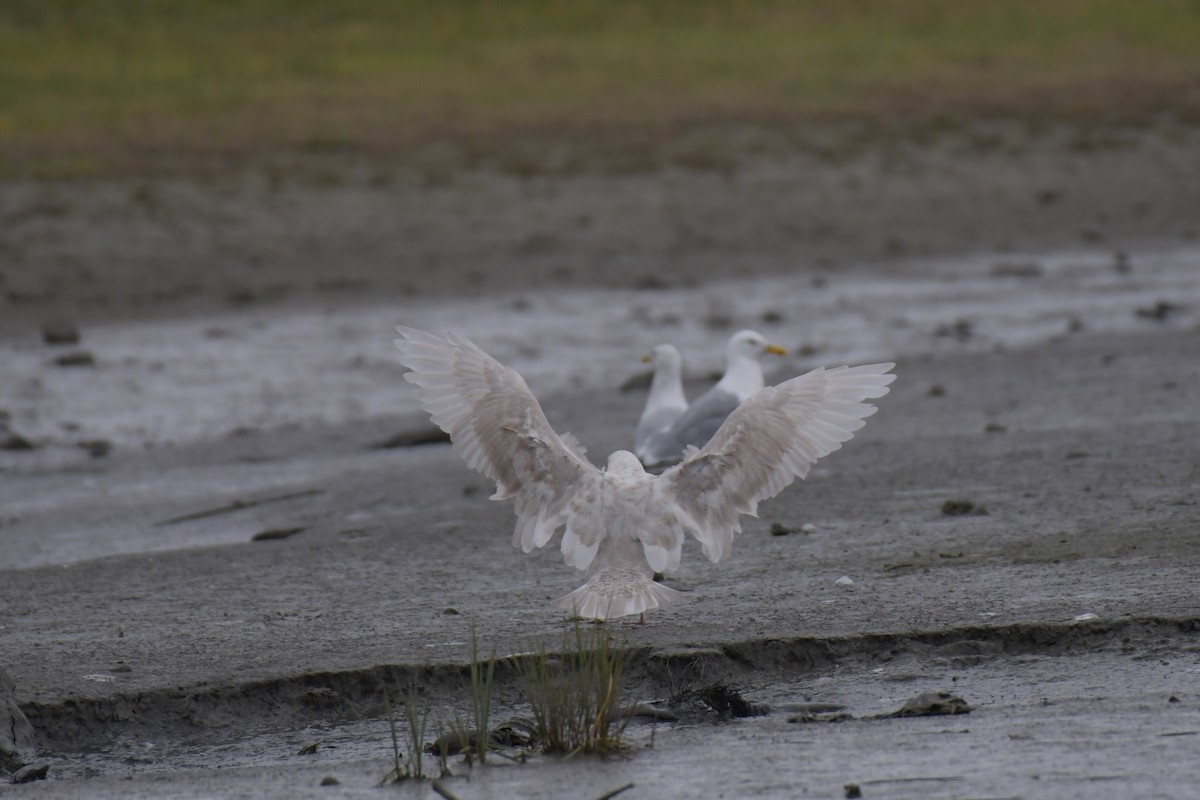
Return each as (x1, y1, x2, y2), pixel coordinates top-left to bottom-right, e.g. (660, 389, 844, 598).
(661, 363, 896, 562)
(394, 326, 599, 552)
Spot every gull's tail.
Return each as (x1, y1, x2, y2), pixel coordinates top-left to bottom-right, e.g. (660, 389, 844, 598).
(555, 576, 682, 622)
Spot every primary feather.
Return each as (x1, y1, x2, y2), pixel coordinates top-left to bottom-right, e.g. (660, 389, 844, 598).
(394, 326, 895, 621)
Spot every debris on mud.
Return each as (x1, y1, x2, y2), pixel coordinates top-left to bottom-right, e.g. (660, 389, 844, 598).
(52, 350, 96, 368)
(1135, 300, 1181, 321)
(251, 527, 306, 542)
(1, 668, 36, 774)
(426, 718, 538, 757)
(788, 709, 855, 724)
(41, 320, 80, 345)
(78, 439, 112, 458)
(372, 427, 451, 449)
(941, 499, 987, 516)
(1, 432, 36, 451)
(10, 764, 49, 784)
(885, 691, 971, 718)
(674, 683, 771, 718)
(991, 260, 1044, 279)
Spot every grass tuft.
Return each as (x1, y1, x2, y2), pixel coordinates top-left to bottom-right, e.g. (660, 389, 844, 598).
(515, 624, 631, 756)
(380, 680, 430, 784)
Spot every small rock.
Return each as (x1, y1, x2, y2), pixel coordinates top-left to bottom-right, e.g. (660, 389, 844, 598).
(298, 742, 319, 755)
(634, 275, 670, 291)
(800, 523, 816, 534)
(251, 527, 306, 542)
(835, 575, 855, 587)
(443, 607, 460, 615)
(933, 319, 973, 341)
(769, 521, 792, 536)
(1072, 612, 1099, 621)
(42, 320, 80, 345)
(991, 261, 1044, 279)
(2, 434, 36, 452)
(845, 783, 863, 799)
(53, 351, 96, 368)
(1135, 300, 1179, 321)
(927, 384, 946, 397)
(887, 691, 971, 717)
(110, 663, 132, 674)
(984, 422, 1007, 433)
(319, 775, 340, 786)
(941, 499, 976, 516)
(78, 439, 111, 458)
(372, 428, 450, 449)
(11, 763, 49, 784)
(1169, 695, 1180, 704)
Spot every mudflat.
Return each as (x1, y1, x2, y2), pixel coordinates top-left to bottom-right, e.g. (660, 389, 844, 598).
(2, 123, 1199, 798)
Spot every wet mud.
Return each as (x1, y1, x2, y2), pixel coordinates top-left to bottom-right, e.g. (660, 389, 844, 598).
(3, 124, 1200, 796)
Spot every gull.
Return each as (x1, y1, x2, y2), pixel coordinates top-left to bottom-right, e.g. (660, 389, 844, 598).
(394, 326, 894, 622)
(634, 344, 688, 465)
(637, 329, 787, 470)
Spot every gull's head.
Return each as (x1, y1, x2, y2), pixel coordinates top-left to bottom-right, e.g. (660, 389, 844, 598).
(728, 330, 787, 360)
(644, 343, 682, 370)
(606, 450, 646, 474)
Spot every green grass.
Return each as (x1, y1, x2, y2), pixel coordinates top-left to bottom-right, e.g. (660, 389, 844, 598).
(6, 0, 1198, 174)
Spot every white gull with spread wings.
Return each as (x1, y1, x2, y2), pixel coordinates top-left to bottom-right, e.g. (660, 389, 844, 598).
(394, 326, 895, 621)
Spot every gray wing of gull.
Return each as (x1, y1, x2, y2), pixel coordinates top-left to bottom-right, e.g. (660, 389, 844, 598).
(635, 407, 687, 455)
(640, 385, 740, 467)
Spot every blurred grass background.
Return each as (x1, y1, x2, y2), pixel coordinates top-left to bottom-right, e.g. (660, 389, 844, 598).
(2, 0, 1200, 175)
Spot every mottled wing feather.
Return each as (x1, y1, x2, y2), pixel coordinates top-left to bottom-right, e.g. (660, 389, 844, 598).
(394, 326, 598, 552)
(663, 364, 896, 562)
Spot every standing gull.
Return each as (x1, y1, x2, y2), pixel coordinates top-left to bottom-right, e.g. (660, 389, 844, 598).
(634, 344, 688, 465)
(394, 325, 895, 621)
(638, 329, 786, 470)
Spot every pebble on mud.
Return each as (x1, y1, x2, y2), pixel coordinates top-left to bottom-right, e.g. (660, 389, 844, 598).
(53, 351, 96, 368)
(941, 499, 987, 516)
(835, 575, 855, 587)
(887, 691, 971, 717)
(78, 439, 111, 458)
(372, 427, 451, 449)
(769, 521, 792, 536)
(2, 433, 36, 452)
(319, 775, 339, 786)
(250, 527, 306, 542)
(42, 320, 81, 345)
(844, 783, 863, 799)
(1135, 300, 1180, 321)
(11, 764, 49, 784)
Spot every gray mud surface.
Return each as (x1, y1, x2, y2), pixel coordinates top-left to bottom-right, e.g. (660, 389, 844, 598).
(2, 125, 1200, 798)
